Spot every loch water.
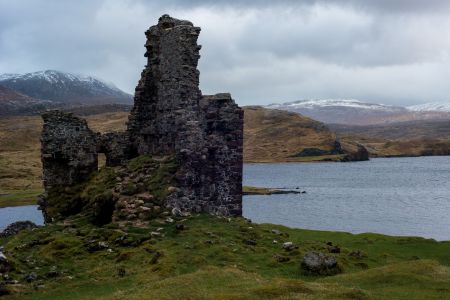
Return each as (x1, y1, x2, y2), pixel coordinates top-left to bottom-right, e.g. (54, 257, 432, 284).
(1, 157, 449, 240)
(243, 156, 450, 241)
(0, 205, 44, 231)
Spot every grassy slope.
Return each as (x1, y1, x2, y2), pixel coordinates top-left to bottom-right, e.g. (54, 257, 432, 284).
(244, 106, 345, 163)
(1, 214, 450, 299)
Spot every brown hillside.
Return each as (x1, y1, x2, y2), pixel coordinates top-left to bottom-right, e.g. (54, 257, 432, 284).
(243, 106, 342, 162)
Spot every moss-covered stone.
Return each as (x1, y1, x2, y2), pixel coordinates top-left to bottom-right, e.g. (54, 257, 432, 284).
(43, 155, 178, 226)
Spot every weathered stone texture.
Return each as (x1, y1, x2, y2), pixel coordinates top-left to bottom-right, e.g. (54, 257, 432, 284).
(41, 110, 98, 189)
(127, 15, 243, 215)
(97, 132, 131, 167)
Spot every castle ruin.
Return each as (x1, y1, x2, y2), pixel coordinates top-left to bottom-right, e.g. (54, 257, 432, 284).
(40, 15, 243, 220)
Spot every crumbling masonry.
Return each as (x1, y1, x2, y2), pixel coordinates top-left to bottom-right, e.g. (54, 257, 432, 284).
(40, 15, 243, 218)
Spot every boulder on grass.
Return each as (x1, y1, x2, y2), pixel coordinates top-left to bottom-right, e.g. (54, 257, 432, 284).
(301, 251, 342, 275)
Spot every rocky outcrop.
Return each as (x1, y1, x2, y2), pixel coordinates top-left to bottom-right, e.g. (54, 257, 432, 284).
(39, 15, 243, 220)
(341, 144, 369, 162)
(0, 221, 38, 238)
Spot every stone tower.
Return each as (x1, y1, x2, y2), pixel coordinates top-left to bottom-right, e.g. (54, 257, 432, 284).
(40, 15, 243, 217)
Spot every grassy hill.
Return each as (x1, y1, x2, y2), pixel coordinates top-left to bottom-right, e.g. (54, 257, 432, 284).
(2, 213, 450, 299)
(244, 106, 345, 162)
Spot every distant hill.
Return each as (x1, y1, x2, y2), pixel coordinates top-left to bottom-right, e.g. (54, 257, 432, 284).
(266, 99, 450, 125)
(243, 106, 366, 162)
(407, 102, 450, 112)
(332, 119, 450, 157)
(0, 85, 56, 116)
(0, 70, 132, 105)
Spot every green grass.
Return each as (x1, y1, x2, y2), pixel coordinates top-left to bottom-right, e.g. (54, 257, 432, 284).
(2, 214, 450, 299)
(243, 186, 280, 195)
(0, 189, 43, 208)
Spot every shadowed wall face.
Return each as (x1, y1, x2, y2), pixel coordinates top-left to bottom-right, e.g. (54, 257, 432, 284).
(41, 110, 98, 189)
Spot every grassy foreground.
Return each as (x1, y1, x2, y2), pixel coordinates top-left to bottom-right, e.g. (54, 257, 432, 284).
(1, 214, 450, 299)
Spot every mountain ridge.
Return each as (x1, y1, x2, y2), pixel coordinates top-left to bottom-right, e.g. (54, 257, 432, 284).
(266, 99, 450, 125)
(0, 70, 132, 105)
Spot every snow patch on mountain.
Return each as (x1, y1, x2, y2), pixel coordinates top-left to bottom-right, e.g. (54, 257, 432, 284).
(0, 70, 132, 104)
(407, 102, 450, 112)
(267, 99, 405, 112)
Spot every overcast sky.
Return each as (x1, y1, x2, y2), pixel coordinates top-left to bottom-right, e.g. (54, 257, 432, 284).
(1, 0, 450, 106)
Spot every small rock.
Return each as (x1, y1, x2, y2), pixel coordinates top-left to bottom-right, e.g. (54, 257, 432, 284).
(98, 241, 109, 249)
(150, 231, 161, 237)
(167, 186, 180, 193)
(171, 207, 182, 217)
(273, 254, 290, 263)
(204, 240, 213, 244)
(46, 270, 60, 278)
(328, 245, 341, 254)
(301, 251, 341, 275)
(156, 227, 164, 232)
(24, 272, 38, 283)
(243, 239, 257, 245)
(0, 252, 11, 273)
(271, 229, 282, 235)
(348, 250, 366, 259)
(135, 199, 145, 206)
(136, 192, 154, 201)
(272, 240, 278, 244)
(165, 217, 174, 224)
(282, 242, 295, 251)
(175, 224, 185, 231)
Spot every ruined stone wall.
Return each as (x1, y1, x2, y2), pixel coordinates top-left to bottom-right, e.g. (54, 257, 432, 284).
(127, 15, 243, 215)
(127, 15, 203, 155)
(41, 110, 98, 189)
(40, 15, 243, 217)
(97, 132, 131, 167)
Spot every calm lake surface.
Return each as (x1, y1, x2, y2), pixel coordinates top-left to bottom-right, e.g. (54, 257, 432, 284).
(1, 157, 449, 240)
(0, 205, 44, 231)
(243, 156, 450, 241)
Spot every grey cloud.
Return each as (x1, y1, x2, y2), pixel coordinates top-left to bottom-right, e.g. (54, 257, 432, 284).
(0, 0, 450, 106)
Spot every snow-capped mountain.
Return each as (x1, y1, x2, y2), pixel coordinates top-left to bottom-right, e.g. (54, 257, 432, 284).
(407, 102, 450, 112)
(0, 70, 132, 105)
(265, 99, 408, 125)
